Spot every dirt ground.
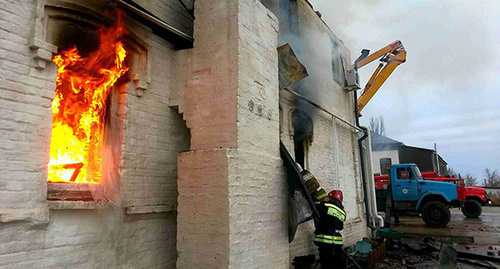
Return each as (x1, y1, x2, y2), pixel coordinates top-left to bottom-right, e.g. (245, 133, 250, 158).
(391, 206, 500, 248)
(377, 206, 500, 268)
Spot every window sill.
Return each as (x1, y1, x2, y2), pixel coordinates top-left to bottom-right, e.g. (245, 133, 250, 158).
(124, 204, 177, 215)
(48, 200, 109, 210)
(47, 182, 109, 210)
(47, 182, 96, 201)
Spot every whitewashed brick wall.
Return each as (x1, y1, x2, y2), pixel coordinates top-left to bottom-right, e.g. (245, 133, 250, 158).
(0, 1, 188, 268)
(121, 25, 190, 210)
(176, 0, 288, 268)
(281, 96, 370, 263)
(0, 0, 370, 268)
(0, 0, 52, 225)
(230, 0, 289, 267)
(0, 211, 177, 268)
(277, 1, 370, 263)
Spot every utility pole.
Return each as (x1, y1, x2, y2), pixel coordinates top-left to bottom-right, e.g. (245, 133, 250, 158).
(434, 143, 440, 175)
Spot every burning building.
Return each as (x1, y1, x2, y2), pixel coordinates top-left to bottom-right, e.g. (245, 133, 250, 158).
(48, 19, 128, 185)
(263, 0, 373, 258)
(0, 0, 373, 268)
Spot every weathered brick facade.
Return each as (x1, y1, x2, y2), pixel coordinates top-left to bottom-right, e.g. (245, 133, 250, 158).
(0, 0, 189, 268)
(0, 0, 370, 268)
(174, 0, 289, 267)
(275, 0, 370, 260)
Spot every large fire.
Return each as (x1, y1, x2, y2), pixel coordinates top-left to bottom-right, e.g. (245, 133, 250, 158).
(48, 21, 128, 184)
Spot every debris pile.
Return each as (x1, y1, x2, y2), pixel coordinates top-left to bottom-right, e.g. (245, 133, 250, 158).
(292, 228, 500, 268)
(346, 231, 500, 269)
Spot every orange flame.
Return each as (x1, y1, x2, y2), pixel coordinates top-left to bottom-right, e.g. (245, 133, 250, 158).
(48, 20, 128, 184)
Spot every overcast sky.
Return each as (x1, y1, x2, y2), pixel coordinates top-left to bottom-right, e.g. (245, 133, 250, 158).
(309, 0, 500, 182)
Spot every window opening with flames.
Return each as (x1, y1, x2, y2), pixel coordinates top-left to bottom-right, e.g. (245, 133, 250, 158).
(48, 19, 128, 184)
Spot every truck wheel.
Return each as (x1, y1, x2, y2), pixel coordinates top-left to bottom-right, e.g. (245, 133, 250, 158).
(421, 201, 451, 228)
(462, 200, 482, 218)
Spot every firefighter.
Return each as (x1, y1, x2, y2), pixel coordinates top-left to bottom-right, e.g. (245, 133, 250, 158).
(313, 190, 346, 268)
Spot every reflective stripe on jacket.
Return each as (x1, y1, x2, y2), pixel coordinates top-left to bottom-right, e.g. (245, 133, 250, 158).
(314, 234, 343, 245)
(314, 198, 345, 245)
(324, 203, 346, 223)
(315, 192, 327, 201)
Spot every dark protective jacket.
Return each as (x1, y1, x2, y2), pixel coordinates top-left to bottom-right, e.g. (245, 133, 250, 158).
(314, 198, 346, 245)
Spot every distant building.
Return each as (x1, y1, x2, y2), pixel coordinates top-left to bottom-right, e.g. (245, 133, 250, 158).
(370, 131, 447, 175)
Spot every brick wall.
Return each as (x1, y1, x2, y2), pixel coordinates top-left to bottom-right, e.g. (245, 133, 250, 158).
(121, 22, 190, 210)
(277, 0, 370, 262)
(230, 0, 289, 267)
(0, 0, 52, 225)
(177, 149, 231, 268)
(176, 0, 288, 267)
(0, 0, 370, 268)
(227, 150, 288, 268)
(0, 1, 188, 268)
(281, 96, 370, 262)
(0, 211, 176, 268)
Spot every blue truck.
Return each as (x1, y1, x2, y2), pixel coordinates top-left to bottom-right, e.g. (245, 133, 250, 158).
(376, 163, 464, 228)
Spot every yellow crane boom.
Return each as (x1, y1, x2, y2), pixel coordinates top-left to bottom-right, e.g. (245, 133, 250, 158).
(355, 40, 406, 115)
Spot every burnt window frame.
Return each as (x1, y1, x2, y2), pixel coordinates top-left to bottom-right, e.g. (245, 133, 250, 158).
(289, 108, 313, 170)
(40, 4, 139, 204)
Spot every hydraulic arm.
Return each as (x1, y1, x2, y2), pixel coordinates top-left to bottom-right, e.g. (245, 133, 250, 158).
(355, 40, 406, 115)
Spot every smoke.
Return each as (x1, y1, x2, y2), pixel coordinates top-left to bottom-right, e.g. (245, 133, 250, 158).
(292, 111, 313, 141)
(369, 130, 404, 152)
(279, 0, 349, 137)
(86, 83, 127, 234)
(89, 83, 126, 203)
